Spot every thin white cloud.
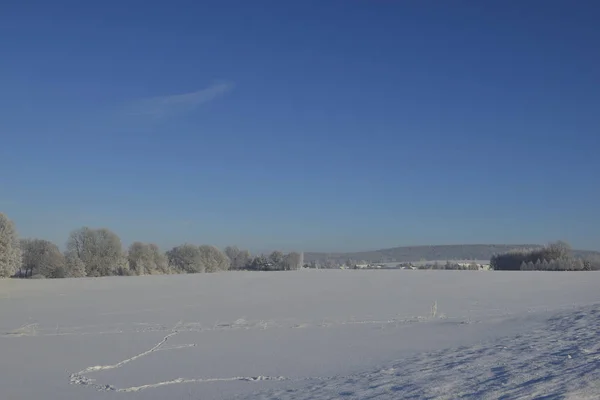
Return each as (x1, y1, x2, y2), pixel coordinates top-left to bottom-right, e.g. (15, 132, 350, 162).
(127, 81, 235, 118)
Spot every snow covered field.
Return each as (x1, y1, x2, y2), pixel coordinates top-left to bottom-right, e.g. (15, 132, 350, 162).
(1, 270, 599, 400)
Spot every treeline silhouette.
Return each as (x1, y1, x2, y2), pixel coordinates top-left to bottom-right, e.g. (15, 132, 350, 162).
(2, 212, 598, 279)
(491, 241, 600, 271)
(0, 212, 302, 279)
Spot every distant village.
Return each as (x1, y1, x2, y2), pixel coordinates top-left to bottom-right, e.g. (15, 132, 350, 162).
(304, 260, 492, 271)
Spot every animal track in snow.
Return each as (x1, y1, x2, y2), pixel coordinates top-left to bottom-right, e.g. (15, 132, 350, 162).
(66, 314, 431, 393)
(68, 322, 290, 393)
(3, 323, 38, 337)
(5, 315, 442, 393)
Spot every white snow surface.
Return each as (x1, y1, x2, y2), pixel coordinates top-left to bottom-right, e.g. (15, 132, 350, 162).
(1, 270, 599, 400)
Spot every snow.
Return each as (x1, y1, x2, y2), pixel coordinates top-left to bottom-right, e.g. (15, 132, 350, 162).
(1, 270, 599, 399)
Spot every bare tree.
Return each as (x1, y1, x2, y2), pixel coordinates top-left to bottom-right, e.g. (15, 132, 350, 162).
(128, 242, 170, 275)
(198, 245, 230, 272)
(0, 213, 21, 278)
(20, 238, 66, 278)
(166, 244, 203, 273)
(66, 227, 128, 277)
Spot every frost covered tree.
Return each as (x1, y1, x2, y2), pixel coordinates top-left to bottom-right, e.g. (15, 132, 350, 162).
(283, 252, 302, 270)
(166, 244, 203, 273)
(128, 242, 169, 275)
(544, 240, 572, 261)
(519, 261, 527, 271)
(63, 251, 87, 278)
(225, 246, 251, 270)
(148, 243, 169, 274)
(166, 244, 229, 274)
(572, 258, 584, 271)
(529, 261, 537, 270)
(237, 249, 251, 269)
(491, 241, 578, 271)
(583, 255, 600, 271)
(248, 255, 269, 271)
(66, 227, 128, 277)
(128, 242, 149, 275)
(198, 245, 230, 272)
(268, 251, 285, 270)
(20, 238, 66, 278)
(0, 213, 21, 278)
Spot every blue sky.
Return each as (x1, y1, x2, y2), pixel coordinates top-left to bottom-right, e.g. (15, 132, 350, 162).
(1, 1, 599, 252)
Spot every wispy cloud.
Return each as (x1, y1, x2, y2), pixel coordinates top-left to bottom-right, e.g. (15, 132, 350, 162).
(126, 81, 235, 119)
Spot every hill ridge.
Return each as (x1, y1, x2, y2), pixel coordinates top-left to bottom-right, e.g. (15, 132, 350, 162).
(303, 244, 600, 263)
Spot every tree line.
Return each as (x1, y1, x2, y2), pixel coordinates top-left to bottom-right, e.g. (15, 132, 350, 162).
(418, 261, 481, 270)
(0, 213, 303, 279)
(490, 241, 600, 271)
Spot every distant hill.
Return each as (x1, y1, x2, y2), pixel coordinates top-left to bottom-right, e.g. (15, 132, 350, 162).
(303, 245, 600, 264)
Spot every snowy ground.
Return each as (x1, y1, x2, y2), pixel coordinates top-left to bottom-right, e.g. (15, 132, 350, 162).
(1, 270, 599, 400)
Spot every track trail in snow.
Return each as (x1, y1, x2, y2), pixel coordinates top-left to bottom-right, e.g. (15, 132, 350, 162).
(3, 271, 600, 399)
(67, 320, 337, 392)
(6, 302, 596, 396)
(68, 321, 286, 392)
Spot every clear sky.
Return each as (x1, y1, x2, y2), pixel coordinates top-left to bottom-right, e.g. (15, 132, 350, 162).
(1, 1, 599, 252)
